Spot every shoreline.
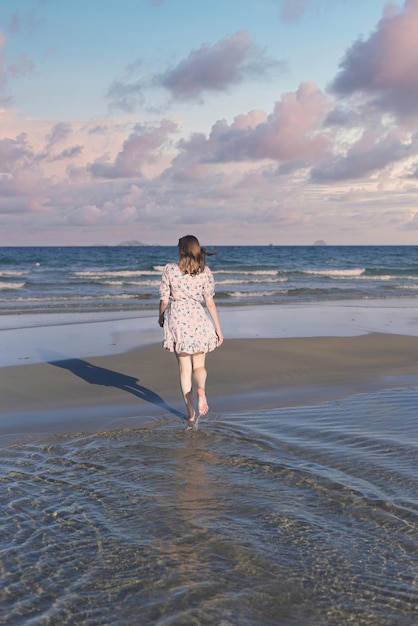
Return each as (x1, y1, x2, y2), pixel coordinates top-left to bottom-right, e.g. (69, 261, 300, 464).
(1, 298, 418, 367)
(1, 299, 418, 439)
(1, 337, 418, 439)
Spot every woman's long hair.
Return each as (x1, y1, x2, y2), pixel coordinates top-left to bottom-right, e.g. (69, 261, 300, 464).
(178, 235, 215, 276)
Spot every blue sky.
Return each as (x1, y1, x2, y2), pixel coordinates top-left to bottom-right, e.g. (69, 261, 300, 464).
(1, 0, 418, 245)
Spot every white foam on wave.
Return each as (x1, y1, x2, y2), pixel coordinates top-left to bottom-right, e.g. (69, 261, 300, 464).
(305, 269, 365, 277)
(230, 290, 288, 298)
(0, 270, 28, 277)
(396, 284, 418, 290)
(102, 280, 160, 287)
(216, 277, 287, 285)
(74, 270, 161, 279)
(214, 269, 279, 276)
(0, 282, 26, 290)
(13, 293, 138, 303)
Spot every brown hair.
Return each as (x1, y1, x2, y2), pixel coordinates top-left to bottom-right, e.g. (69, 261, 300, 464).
(178, 235, 214, 276)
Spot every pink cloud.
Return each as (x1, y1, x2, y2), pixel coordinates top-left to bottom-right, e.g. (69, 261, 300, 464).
(46, 122, 73, 147)
(0, 134, 33, 172)
(51, 145, 83, 161)
(175, 82, 330, 165)
(311, 130, 417, 181)
(159, 30, 282, 101)
(0, 162, 52, 216)
(89, 119, 178, 179)
(251, 82, 330, 161)
(330, 0, 418, 117)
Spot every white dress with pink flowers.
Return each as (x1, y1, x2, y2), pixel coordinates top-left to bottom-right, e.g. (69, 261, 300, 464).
(159, 263, 218, 354)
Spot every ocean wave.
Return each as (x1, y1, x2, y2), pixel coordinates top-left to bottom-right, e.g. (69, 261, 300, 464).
(0, 270, 28, 277)
(12, 294, 139, 303)
(216, 277, 287, 285)
(153, 267, 280, 276)
(229, 290, 288, 298)
(214, 269, 279, 276)
(305, 269, 365, 277)
(0, 282, 26, 290)
(101, 280, 160, 287)
(74, 270, 161, 278)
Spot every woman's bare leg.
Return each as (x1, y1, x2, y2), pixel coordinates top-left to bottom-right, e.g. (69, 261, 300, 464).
(192, 353, 209, 416)
(176, 353, 195, 422)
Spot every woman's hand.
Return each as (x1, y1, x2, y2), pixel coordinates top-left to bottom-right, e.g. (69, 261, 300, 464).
(158, 314, 165, 327)
(216, 331, 224, 347)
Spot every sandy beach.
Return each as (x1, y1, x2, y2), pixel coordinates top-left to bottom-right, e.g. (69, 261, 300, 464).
(1, 301, 418, 437)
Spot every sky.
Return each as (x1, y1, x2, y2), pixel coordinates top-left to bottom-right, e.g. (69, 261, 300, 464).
(1, 0, 418, 246)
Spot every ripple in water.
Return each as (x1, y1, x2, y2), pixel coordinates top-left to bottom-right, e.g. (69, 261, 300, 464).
(1, 387, 418, 625)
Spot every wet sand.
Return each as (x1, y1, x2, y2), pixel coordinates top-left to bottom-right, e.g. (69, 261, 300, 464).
(1, 317, 418, 437)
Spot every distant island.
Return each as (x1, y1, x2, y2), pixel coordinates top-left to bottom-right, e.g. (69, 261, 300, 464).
(313, 240, 327, 246)
(117, 240, 147, 246)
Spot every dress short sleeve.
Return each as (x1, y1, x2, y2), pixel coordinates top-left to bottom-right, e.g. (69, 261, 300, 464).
(159, 264, 171, 300)
(202, 267, 215, 298)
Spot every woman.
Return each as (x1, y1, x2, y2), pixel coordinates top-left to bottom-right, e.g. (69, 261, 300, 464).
(158, 235, 224, 426)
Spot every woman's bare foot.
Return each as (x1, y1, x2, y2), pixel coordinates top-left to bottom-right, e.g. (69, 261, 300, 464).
(197, 388, 209, 416)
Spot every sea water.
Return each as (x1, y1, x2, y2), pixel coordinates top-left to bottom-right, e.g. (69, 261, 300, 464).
(1, 388, 417, 624)
(0, 245, 418, 316)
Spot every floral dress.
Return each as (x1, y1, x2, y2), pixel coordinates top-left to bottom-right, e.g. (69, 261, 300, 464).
(159, 263, 218, 354)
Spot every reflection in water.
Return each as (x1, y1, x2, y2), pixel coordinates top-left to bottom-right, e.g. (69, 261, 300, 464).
(1, 387, 418, 625)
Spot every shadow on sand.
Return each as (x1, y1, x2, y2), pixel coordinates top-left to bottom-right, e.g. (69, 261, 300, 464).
(47, 355, 185, 420)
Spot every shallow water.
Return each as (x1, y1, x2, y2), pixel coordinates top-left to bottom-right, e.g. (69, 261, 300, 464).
(1, 388, 418, 625)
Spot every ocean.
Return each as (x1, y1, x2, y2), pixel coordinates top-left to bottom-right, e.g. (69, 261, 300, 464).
(1, 391, 417, 625)
(1, 245, 418, 624)
(0, 245, 418, 317)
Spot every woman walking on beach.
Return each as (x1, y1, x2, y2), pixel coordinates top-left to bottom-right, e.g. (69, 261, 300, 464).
(158, 235, 224, 426)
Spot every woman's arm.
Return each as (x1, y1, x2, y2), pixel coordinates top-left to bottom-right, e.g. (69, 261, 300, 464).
(158, 299, 168, 327)
(205, 296, 224, 346)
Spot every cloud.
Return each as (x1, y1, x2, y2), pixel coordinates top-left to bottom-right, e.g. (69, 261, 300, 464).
(173, 81, 330, 166)
(107, 59, 145, 113)
(0, 30, 34, 105)
(107, 31, 283, 111)
(0, 32, 11, 105)
(6, 53, 34, 78)
(51, 145, 83, 161)
(67, 204, 102, 226)
(88, 119, 177, 179)
(0, 133, 33, 172)
(311, 131, 417, 181)
(0, 161, 52, 216)
(8, 9, 41, 36)
(279, 0, 310, 21)
(46, 122, 73, 147)
(330, 0, 418, 118)
(159, 30, 282, 101)
(402, 212, 418, 229)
